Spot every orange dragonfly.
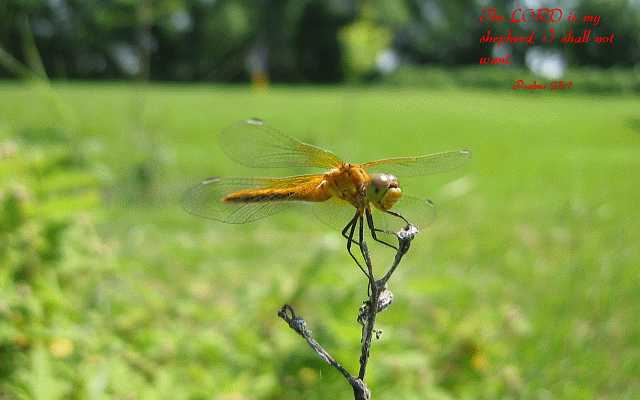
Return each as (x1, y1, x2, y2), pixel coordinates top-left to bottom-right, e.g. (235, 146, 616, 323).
(183, 118, 470, 273)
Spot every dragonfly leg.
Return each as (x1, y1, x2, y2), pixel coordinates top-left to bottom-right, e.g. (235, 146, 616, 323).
(344, 211, 367, 277)
(385, 209, 411, 226)
(342, 213, 361, 249)
(365, 208, 398, 251)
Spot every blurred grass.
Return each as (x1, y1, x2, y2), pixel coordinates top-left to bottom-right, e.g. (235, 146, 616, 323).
(1, 81, 639, 399)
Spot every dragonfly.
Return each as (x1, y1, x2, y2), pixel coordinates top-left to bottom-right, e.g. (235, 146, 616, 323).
(183, 118, 471, 274)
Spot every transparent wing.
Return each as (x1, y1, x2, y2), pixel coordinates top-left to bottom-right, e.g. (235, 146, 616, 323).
(361, 150, 471, 178)
(370, 195, 436, 237)
(219, 118, 343, 169)
(311, 193, 435, 242)
(312, 197, 358, 231)
(182, 175, 322, 224)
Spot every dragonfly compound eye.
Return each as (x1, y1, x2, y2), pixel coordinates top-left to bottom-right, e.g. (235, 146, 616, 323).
(368, 173, 401, 210)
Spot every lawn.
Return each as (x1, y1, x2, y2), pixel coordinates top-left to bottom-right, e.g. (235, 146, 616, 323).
(1, 82, 639, 399)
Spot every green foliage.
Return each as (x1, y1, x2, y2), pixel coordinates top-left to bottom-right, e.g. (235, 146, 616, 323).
(0, 127, 104, 398)
(569, 0, 640, 67)
(1, 81, 639, 399)
(341, 5, 393, 79)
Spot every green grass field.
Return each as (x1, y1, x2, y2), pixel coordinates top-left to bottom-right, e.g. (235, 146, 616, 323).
(1, 82, 639, 399)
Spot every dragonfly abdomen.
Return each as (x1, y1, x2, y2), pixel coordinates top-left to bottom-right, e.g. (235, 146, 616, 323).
(223, 189, 294, 203)
(223, 186, 331, 203)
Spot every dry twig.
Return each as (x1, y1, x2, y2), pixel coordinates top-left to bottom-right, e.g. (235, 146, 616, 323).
(278, 224, 419, 399)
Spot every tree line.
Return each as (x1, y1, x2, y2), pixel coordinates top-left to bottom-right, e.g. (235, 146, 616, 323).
(0, 0, 637, 82)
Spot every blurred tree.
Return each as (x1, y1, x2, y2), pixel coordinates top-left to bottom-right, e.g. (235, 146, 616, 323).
(340, 2, 393, 80)
(294, 0, 356, 82)
(568, 0, 640, 67)
(391, 0, 485, 65)
(0, 0, 638, 82)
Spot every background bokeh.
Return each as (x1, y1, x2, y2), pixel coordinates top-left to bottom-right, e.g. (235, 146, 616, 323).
(1, 0, 640, 86)
(1, 1, 639, 399)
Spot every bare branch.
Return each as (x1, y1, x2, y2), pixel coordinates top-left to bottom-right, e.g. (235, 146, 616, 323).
(278, 223, 419, 399)
(277, 304, 371, 399)
(277, 304, 352, 382)
(358, 224, 418, 381)
(380, 225, 418, 285)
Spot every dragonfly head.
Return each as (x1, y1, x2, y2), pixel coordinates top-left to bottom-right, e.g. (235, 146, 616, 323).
(367, 173, 402, 211)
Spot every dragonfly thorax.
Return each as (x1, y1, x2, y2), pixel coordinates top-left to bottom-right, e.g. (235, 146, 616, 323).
(324, 164, 370, 208)
(367, 173, 402, 211)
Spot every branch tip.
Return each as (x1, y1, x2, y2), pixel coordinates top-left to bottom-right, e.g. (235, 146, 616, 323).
(397, 224, 419, 242)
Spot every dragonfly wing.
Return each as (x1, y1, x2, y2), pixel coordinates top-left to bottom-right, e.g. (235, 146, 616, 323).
(310, 195, 435, 238)
(312, 197, 358, 232)
(219, 118, 343, 169)
(370, 195, 436, 235)
(182, 175, 320, 224)
(361, 150, 471, 178)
